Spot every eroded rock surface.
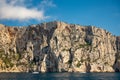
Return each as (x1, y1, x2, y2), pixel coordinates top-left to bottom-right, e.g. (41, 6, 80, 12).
(0, 21, 119, 72)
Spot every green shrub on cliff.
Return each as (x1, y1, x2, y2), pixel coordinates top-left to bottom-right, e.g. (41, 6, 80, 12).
(3, 58, 14, 68)
(76, 62, 81, 67)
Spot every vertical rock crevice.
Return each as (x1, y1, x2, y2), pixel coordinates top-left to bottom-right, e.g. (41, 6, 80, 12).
(113, 37, 120, 72)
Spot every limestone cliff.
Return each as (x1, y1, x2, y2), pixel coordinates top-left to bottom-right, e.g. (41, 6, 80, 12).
(0, 21, 119, 72)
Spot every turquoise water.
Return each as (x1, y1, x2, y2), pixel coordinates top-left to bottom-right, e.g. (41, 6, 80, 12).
(0, 72, 120, 80)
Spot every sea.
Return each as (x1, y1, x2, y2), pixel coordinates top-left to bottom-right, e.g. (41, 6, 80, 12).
(0, 72, 120, 80)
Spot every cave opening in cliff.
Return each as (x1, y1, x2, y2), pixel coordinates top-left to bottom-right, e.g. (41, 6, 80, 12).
(115, 68, 119, 72)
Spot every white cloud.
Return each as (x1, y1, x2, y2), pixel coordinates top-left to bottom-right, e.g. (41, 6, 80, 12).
(40, 0, 56, 9)
(0, 0, 53, 21)
(8, 0, 25, 6)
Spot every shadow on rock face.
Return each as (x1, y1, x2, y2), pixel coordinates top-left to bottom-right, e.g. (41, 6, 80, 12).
(85, 62, 91, 72)
(113, 37, 120, 72)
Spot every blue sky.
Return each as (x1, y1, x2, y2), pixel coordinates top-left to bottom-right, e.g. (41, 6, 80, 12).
(0, 0, 120, 36)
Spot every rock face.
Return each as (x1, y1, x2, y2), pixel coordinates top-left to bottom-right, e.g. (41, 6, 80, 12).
(113, 36, 120, 72)
(0, 21, 119, 72)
